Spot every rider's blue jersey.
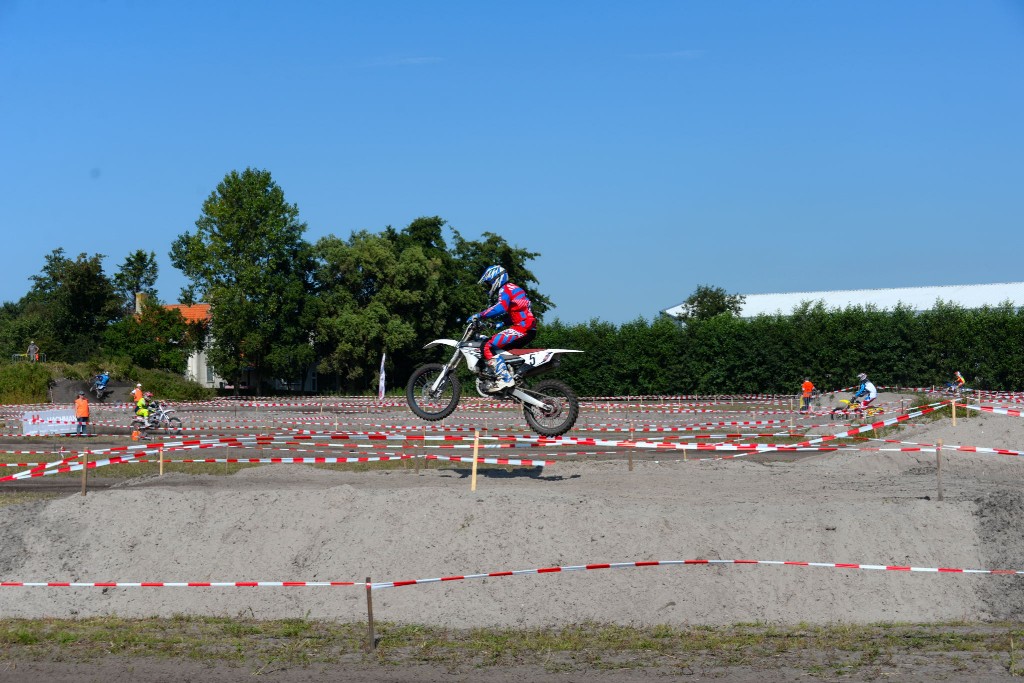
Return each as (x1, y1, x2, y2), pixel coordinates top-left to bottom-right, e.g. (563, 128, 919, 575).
(853, 380, 877, 400)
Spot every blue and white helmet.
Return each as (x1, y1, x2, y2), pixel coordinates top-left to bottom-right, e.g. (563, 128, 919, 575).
(478, 265, 508, 298)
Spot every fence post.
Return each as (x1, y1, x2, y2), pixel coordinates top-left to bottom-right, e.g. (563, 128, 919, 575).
(628, 422, 634, 472)
(80, 449, 88, 496)
(470, 429, 480, 491)
(365, 576, 376, 652)
(936, 438, 944, 502)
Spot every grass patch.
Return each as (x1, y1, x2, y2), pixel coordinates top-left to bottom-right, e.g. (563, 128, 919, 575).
(0, 618, 1020, 675)
(0, 361, 214, 404)
(911, 394, 978, 423)
(0, 490, 61, 508)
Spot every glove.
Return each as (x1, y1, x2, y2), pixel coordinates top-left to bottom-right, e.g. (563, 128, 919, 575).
(467, 313, 481, 325)
(494, 321, 504, 331)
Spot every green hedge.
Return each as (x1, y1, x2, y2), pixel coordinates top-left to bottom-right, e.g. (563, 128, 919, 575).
(535, 302, 1024, 396)
(0, 363, 52, 404)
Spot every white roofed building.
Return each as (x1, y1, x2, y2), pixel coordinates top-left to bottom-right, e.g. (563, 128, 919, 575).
(664, 282, 1024, 319)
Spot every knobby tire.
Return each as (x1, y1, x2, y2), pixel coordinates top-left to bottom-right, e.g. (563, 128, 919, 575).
(406, 363, 461, 421)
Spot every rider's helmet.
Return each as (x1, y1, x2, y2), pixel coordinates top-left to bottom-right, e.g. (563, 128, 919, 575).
(857, 373, 867, 382)
(478, 265, 509, 299)
(144, 391, 153, 399)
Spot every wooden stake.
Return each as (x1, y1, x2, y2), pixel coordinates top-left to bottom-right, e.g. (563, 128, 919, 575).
(936, 438, 944, 502)
(470, 429, 480, 491)
(364, 576, 376, 652)
(628, 425, 634, 472)
(159, 443, 164, 476)
(80, 449, 87, 496)
(951, 398, 957, 427)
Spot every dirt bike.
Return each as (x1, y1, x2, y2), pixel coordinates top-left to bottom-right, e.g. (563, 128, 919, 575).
(406, 319, 583, 436)
(830, 398, 884, 420)
(88, 375, 112, 402)
(128, 401, 183, 437)
(938, 382, 968, 397)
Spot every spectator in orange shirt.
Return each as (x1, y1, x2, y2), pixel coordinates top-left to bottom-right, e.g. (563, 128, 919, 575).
(132, 383, 144, 402)
(799, 378, 815, 413)
(74, 391, 90, 436)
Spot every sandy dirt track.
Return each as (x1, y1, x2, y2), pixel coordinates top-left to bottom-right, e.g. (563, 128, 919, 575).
(1, 391, 1022, 628)
(2, 391, 1024, 681)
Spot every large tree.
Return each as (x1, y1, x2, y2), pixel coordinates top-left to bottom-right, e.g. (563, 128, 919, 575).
(170, 168, 316, 393)
(311, 216, 552, 392)
(670, 284, 746, 324)
(21, 248, 121, 361)
(113, 249, 159, 314)
(103, 299, 204, 372)
(450, 229, 552, 322)
(312, 229, 442, 392)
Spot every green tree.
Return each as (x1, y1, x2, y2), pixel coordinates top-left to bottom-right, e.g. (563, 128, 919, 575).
(451, 230, 552, 322)
(312, 230, 441, 392)
(672, 285, 745, 324)
(103, 299, 204, 372)
(113, 250, 159, 314)
(169, 168, 316, 393)
(21, 248, 121, 362)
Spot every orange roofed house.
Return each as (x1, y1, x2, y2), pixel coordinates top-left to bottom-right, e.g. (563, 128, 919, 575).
(163, 303, 318, 393)
(164, 303, 226, 390)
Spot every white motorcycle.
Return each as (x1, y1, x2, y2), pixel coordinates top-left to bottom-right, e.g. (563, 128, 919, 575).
(406, 319, 583, 436)
(128, 401, 183, 436)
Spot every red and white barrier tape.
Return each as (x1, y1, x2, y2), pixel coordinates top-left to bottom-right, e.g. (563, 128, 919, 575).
(5, 556, 1023, 590)
(967, 404, 1024, 418)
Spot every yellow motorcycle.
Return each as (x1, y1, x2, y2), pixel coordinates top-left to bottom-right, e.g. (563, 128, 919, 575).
(830, 398, 884, 420)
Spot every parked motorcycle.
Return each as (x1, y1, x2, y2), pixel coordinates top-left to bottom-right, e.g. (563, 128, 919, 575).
(406, 319, 582, 436)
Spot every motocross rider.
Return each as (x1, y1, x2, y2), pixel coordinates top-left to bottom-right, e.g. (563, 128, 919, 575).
(468, 265, 537, 392)
(852, 373, 878, 407)
(136, 391, 154, 428)
(94, 370, 110, 392)
(953, 370, 966, 393)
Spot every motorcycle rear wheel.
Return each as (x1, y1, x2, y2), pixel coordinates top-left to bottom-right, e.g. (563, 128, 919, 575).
(406, 363, 461, 421)
(522, 378, 579, 437)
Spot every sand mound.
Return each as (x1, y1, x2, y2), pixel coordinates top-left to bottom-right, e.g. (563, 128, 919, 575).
(2, 396, 1023, 626)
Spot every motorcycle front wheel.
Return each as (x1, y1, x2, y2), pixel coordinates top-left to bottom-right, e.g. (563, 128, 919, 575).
(128, 417, 148, 437)
(522, 378, 579, 437)
(406, 363, 462, 421)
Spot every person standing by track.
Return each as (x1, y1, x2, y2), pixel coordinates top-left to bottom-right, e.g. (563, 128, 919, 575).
(74, 391, 90, 436)
(799, 378, 815, 413)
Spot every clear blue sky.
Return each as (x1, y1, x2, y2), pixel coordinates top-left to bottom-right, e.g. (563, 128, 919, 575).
(2, 1, 1022, 324)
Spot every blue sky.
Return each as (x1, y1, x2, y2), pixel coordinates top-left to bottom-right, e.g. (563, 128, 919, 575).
(2, 1, 1022, 324)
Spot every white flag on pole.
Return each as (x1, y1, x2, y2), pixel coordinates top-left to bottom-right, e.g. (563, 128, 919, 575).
(378, 352, 386, 401)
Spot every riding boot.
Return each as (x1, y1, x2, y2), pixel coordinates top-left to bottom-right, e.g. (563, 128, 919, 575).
(493, 356, 514, 390)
